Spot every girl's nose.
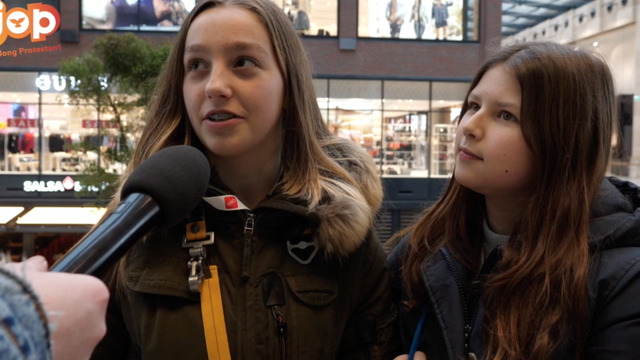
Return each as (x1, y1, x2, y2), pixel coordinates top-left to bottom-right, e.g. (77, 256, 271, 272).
(459, 111, 483, 140)
(204, 67, 232, 99)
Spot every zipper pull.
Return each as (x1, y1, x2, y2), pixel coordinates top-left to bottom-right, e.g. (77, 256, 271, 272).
(271, 305, 287, 360)
(244, 213, 255, 235)
(464, 323, 471, 352)
(272, 306, 288, 337)
(241, 213, 255, 281)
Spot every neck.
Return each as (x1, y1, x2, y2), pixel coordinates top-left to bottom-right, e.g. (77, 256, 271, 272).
(484, 195, 527, 235)
(214, 153, 281, 209)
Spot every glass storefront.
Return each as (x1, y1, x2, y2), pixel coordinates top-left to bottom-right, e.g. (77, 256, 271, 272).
(358, 0, 479, 41)
(0, 71, 133, 176)
(0, 71, 469, 178)
(81, 0, 337, 37)
(315, 78, 467, 177)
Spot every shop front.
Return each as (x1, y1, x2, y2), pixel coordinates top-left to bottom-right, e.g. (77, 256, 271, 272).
(0, 71, 469, 244)
(0, 173, 105, 264)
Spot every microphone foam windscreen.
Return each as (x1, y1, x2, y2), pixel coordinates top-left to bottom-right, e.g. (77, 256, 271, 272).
(121, 145, 210, 228)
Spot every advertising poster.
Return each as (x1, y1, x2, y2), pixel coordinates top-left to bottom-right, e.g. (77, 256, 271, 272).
(82, 0, 197, 31)
(364, 0, 464, 40)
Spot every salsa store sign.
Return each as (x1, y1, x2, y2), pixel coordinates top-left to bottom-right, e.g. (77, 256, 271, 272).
(23, 176, 99, 193)
(0, 1, 60, 46)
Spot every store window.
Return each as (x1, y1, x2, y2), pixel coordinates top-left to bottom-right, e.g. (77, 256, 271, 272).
(315, 78, 468, 178)
(358, 0, 478, 41)
(382, 81, 430, 176)
(0, 71, 135, 176)
(430, 81, 466, 175)
(324, 80, 382, 175)
(81, 0, 337, 37)
(1, 72, 468, 179)
(0, 72, 40, 174)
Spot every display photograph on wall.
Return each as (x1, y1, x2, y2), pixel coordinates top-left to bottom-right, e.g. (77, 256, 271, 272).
(81, 0, 337, 35)
(81, 0, 197, 31)
(359, 0, 467, 40)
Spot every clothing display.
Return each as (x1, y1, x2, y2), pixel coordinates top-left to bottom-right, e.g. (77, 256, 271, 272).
(7, 134, 19, 154)
(48, 134, 67, 153)
(0, 134, 5, 159)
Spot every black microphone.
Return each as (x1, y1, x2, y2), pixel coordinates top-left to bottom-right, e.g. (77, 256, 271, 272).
(50, 145, 210, 275)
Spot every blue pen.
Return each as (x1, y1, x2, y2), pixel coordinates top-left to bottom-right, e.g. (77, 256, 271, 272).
(408, 308, 426, 360)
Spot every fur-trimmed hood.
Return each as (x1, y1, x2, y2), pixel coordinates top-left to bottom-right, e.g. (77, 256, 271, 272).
(312, 138, 383, 258)
(204, 140, 382, 260)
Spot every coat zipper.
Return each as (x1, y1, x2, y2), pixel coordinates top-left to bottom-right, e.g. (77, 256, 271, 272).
(440, 247, 500, 358)
(440, 248, 479, 355)
(271, 305, 287, 360)
(241, 213, 255, 281)
(439, 249, 470, 350)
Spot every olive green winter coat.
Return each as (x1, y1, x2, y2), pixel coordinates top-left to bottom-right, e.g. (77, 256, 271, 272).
(91, 159, 398, 359)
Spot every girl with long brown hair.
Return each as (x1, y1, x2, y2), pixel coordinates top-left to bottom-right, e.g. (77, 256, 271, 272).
(90, 0, 397, 358)
(390, 41, 640, 359)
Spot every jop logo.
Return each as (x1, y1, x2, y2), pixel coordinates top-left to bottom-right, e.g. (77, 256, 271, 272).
(0, 1, 60, 46)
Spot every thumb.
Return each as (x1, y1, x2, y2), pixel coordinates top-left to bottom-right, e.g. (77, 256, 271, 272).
(393, 352, 427, 360)
(23, 255, 49, 271)
(413, 351, 427, 360)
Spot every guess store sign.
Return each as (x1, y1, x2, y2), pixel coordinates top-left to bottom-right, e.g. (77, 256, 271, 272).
(82, 119, 119, 129)
(7, 118, 37, 128)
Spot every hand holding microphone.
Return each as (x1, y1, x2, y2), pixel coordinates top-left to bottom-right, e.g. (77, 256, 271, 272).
(22, 145, 209, 358)
(2, 255, 110, 360)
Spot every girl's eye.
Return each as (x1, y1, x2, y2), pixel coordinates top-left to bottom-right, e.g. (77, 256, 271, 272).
(468, 102, 480, 111)
(499, 111, 516, 122)
(185, 59, 205, 72)
(234, 57, 258, 68)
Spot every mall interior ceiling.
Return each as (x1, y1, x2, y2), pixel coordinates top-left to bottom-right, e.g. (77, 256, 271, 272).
(502, 0, 598, 37)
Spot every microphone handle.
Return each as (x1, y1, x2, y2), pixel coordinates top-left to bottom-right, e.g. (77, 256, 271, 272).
(50, 193, 161, 275)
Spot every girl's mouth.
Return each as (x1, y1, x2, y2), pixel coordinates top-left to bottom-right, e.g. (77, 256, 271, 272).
(208, 113, 235, 122)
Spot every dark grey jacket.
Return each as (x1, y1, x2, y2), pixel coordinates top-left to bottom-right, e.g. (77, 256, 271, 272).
(388, 177, 640, 359)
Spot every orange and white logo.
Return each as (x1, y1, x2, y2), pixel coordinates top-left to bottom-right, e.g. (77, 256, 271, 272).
(224, 196, 240, 209)
(203, 195, 250, 211)
(0, 1, 60, 46)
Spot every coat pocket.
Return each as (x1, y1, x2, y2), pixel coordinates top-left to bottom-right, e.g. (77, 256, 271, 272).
(285, 274, 338, 306)
(283, 274, 340, 359)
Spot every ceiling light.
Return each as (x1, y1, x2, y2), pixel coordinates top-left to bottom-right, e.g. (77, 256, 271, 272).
(0, 207, 24, 224)
(16, 207, 106, 225)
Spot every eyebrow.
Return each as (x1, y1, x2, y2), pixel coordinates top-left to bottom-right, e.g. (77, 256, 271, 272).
(184, 41, 271, 56)
(467, 92, 520, 110)
(496, 101, 520, 109)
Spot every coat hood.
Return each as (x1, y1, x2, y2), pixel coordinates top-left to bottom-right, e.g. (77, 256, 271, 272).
(206, 139, 383, 260)
(313, 139, 383, 258)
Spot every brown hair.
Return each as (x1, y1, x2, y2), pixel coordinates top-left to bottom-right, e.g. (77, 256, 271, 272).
(109, 0, 381, 210)
(104, 0, 382, 287)
(396, 42, 616, 359)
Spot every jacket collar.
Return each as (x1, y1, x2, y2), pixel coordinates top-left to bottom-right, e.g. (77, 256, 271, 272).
(589, 176, 640, 249)
(205, 174, 371, 259)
